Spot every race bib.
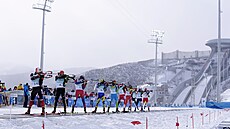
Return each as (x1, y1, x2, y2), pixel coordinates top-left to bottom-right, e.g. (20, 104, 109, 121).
(118, 89, 124, 94)
(31, 79, 39, 87)
(110, 87, 117, 94)
(97, 86, 104, 93)
(75, 84, 82, 90)
(56, 79, 64, 88)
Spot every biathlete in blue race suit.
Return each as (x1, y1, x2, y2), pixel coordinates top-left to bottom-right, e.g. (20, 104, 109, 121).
(92, 80, 108, 113)
(107, 80, 118, 112)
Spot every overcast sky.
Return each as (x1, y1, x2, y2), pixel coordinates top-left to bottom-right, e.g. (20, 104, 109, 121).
(0, 0, 229, 72)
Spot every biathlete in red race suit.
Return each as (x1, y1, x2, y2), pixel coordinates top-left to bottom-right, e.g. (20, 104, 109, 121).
(115, 84, 126, 112)
(142, 88, 151, 111)
(71, 75, 87, 113)
(124, 85, 133, 112)
(25, 68, 45, 115)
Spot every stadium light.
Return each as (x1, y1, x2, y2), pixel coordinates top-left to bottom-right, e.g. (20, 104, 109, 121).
(148, 30, 164, 106)
(33, 0, 54, 71)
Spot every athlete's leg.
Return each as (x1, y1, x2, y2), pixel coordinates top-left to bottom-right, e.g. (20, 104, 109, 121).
(53, 88, 61, 113)
(37, 87, 45, 115)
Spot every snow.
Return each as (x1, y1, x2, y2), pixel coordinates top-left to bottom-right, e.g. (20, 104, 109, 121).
(0, 106, 229, 129)
(174, 86, 192, 105)
(221, 89, 230, 102)
(193, 75, 212, 105)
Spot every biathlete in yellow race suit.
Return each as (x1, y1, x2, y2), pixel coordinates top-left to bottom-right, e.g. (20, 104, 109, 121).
(92, 80, 107, 113)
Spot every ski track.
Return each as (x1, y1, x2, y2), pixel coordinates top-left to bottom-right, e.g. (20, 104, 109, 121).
(0, 106, 229, 129)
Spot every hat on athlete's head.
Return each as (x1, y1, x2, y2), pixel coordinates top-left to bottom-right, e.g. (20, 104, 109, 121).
(79, 75, 85, 80)
(60, 70, 64, 75)
(35, 67, 41, 73)
(99, 79, 105, 83)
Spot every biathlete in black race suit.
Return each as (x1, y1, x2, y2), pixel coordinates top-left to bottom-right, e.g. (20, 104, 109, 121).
(52, 70, 69, 114)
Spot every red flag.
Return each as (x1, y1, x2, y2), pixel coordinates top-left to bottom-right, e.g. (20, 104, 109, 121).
(131, 121, 142, 125)
(176, 122, 179, 126)
(42, 120, 45, 129)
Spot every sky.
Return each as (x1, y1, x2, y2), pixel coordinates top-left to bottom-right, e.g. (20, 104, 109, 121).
(0, 0, 230, 71)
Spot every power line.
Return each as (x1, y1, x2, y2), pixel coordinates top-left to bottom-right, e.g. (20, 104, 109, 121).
(105, 0, 150, 38)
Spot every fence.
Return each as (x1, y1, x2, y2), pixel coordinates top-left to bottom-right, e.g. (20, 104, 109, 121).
(162, 50, 211, 63)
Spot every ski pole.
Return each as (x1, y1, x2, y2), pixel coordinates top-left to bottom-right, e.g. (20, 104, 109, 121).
(146, 117, 148, 129)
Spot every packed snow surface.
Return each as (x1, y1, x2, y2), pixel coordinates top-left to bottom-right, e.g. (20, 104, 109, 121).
(0, 106, 229, 129)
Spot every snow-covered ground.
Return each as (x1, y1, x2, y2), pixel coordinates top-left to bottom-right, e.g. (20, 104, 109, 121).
(174, 86, 192, 104)
(193, 75, 212, 105)
(0, 106, 229, 129)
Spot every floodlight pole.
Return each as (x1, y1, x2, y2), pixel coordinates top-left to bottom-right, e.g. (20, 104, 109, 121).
(148, 30, 164, 106)
(33, 0, 52, 71)
(217, 0, 221, 102)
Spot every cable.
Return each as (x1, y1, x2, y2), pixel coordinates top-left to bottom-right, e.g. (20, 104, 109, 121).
(104, 0, 150, 38)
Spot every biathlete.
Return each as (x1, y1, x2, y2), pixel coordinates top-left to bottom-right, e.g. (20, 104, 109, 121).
(52, 70, 69, 114)
(124, 85, 133, 112)
(25, 68, 46, 115)
(115, 84, 126, 112)
(142, 88, 151, 111)
(71, 75, 88, 113)
(136, 88, 143, 111)
(106, 80, 118, 112)
(92, 80, 108, 113)
(131, 88, 139, 112)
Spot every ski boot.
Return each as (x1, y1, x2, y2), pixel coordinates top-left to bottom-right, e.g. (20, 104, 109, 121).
(71, 106, 75, 113)
(115, 107, 120, 113)
(107, 107, 110, 113)
(140, 107, 144, 112)
(103, 107, 105, 113)
(52, 110, 56, 114)
(63, 106, 67, 114)
(41, 107, 45, 115)
(122, 108, 128, 113)
(25, 101, 33, 114)
(25, 107, 31, 114)
(128, 106, 132, 112)
(92, 107, 97, 113)
(84, 107, 87, 113)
